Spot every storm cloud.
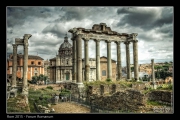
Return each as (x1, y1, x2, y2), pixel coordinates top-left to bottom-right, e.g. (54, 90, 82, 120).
(6, 6, 173, 66)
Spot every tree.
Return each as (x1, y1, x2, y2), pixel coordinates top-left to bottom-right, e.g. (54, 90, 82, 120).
(31, 74, 48, 84)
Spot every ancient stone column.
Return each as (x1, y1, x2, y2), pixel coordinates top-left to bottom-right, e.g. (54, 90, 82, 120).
(76, 34, 83, 84)
(133, 40, 139, 81)
(115, 41, 122, 80)
(12, 44, 18, 87)
(124, 41, 131, 80)
(95, 39, 100, 80)
(72, 38, 76, 83)
(22, 34, 31, 95)
(151, 59, 155, 82)
(56, 55, 59, 82)
(84, 39, 90, 81)
(106, 40, 112, 79)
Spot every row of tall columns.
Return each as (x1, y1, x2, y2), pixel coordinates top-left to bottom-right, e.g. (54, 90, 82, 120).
(71, 35, 139, 82)
(11, 35, 31, 96)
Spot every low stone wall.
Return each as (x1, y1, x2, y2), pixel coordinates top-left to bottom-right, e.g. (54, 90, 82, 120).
(147, 90, 172, 104)
(90, 89, 146, 112)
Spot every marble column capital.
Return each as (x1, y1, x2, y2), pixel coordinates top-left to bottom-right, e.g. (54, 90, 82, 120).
(114, 41, 121, 44)
(23, 34, 32, 39)
(94, 39, 100, 42)
(76, 34, 83, 38)
(105, 40, 111, 43)
(124, 41, 131, 45)
(83, 38, 89, 41)
(12, 44, 18, 48)
(133, 40, 138, 43)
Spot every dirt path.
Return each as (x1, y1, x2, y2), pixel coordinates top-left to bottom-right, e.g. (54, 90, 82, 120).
(51, 102, 90, 113)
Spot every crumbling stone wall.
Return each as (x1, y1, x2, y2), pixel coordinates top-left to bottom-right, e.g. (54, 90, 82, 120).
(147, 90, 172, 104)
(90, 89, 146, 111)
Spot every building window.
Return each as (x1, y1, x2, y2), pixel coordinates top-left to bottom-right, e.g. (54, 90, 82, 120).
(38, 62, 41, 65)
(35, 68, 37, 70)
(67, 60, 68, 65)
(31, 61, 34, 65)
(102, 70, 106, 76)
(35, 73, 37, 76)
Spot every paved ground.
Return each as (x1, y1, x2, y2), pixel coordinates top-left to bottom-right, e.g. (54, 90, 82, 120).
(51, 102, 90, 113)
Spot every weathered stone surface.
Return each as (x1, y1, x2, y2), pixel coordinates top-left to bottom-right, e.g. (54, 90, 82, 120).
(90, 88, 146, 111)
(147, 90, 172, 103)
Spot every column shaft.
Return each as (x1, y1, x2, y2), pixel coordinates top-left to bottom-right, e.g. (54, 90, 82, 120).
(72, 38, 77, 83)
(76, 34, 82, 83)
(133, 40, 139, 81)
(151, 59, 155, 82)
(116, 41, 122, 80)
(22, 41, 28, 94)
(84, 39, 90, 81)
(12, 44, 18, 87)
(107, 41, 112, 79)
(96, 40, 100, 80)
(124, 41, 131, 80)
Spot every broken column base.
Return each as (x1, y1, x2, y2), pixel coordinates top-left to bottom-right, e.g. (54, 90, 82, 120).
(126, 79, 131, 81)
(72, 80, 76, 83)
(10, 88, 18, 98)
(76, 83, 84, 98)
(22, 86, 28, 95)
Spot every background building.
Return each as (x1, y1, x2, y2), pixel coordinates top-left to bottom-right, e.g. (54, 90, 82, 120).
(44, 59, 50, 80)
(49, 34, 73, 83)
(7, 53, 44, 81)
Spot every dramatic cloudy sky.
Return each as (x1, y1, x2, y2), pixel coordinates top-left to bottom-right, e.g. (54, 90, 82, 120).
(6, 6, 173, 67)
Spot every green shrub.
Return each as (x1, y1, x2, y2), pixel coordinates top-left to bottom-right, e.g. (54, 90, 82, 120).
(46, 86, 53, 90)
(106, 78, 112, 82)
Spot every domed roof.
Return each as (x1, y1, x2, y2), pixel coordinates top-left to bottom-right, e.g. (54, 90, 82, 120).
(59, 34, 72, 57)
(59, 34, 72, 50)
(60, 41, 72, 49)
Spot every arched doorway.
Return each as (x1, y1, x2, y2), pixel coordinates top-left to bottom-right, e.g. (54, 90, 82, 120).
(65, 71, 70, 80)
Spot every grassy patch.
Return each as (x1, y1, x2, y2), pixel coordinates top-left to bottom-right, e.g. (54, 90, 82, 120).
(28, 88, 59, 113)
(7, 93, 30, 113)
(146, 100, 167, 106)
(156, 84, 173, 91)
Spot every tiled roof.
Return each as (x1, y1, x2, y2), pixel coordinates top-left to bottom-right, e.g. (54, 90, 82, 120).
(17, 54, 44, 60)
